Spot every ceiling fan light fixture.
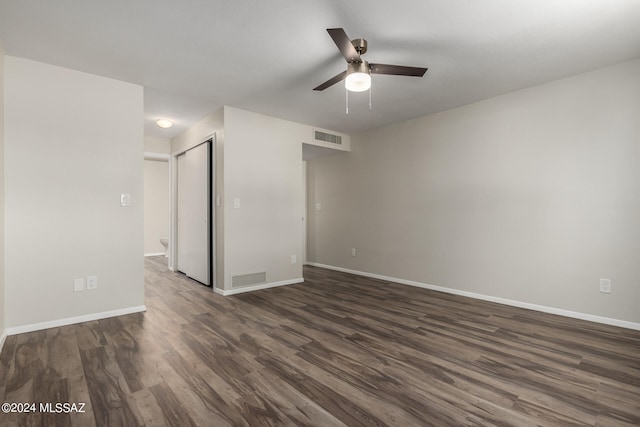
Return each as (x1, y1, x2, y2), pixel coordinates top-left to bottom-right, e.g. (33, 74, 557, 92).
(345, 61, 371, 92)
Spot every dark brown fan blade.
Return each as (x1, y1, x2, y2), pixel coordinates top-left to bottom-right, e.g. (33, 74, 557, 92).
(327, 28, 360, 63)
(313, 70, 348, 91)
(370, 63, 428, 77)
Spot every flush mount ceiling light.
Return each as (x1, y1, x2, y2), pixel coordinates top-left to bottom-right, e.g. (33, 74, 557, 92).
(156, 119, 173, 129)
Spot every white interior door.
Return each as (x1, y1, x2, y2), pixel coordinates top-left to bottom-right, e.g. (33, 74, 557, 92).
(185, 142, 210, 284)
(176, 142, 210, 285)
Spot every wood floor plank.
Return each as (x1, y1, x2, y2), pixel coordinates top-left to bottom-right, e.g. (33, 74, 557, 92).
(149, 382, 198, 427)
(239, 369, 349, 427)
(79, 346, 140, 427)
(0, 256, 639, 426)
(154, 351, 237, 427)
(257, 352, 396, 426)
(162, 349, 247, 426)
(128, 387, 169, 427)
(67, 373, 97, 427)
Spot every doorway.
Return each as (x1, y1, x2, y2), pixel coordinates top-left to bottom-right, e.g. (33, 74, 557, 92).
(143, 153, 170, 257)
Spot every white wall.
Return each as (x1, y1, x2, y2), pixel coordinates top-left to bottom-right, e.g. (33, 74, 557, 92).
(308, 59, 640, 326)
(144, 136, 170, 255)
(0, 40, 6, 346)
(4, 56, 145, 329)
(145, 135, 171, 154)
(172, 109, 223, 154)
(172, 107, 306, 292)
(223, 107, 304, 291)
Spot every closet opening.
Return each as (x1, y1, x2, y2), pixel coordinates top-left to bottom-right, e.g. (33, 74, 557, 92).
(171, 136, 215, 287)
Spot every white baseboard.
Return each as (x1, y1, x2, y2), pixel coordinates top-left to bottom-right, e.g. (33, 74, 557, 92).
(144, 252, 165, 257)
(306, 262, 640, 331)
(5, 305, 147, 336)
(215, 278, 304, 296)
(0, 330, 7, 354)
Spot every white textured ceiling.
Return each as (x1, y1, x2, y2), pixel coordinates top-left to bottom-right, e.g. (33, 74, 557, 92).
(1, 0, 639, 139)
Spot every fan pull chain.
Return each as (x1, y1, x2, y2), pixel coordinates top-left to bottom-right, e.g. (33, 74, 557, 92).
(369, 85, 372, 110)
(345, 87, 349, 114)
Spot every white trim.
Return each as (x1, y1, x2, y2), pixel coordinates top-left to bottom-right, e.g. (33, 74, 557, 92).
(215, 278, 304, 296)
(5, 305, 147, 336)
(169, 151, 178, 271)
(144, 252, 165, 257)
(302, 161, 307, 265)
(0, 330, 7, 354)
(306, 262, 640, 331)
(209, 138, 216, 288)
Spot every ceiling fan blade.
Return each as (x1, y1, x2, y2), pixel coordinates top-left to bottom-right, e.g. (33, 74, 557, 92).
(370, 63, 428, 77)
(327, 28, 361, 63)
(313, 70, 348, 91)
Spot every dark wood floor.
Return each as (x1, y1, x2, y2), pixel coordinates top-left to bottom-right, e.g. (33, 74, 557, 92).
(1, 257, 639, 426)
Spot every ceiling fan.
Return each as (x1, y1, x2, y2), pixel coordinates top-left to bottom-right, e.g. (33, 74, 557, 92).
(313, 28, 428, 93)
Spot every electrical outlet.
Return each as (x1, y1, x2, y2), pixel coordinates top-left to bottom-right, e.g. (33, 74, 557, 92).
(73, 278, 84, 292)
(87, 275, 98, 290)
(291, 255, 297, 264)
(599, 278, 611, 294)
(351, 248, 356, 257)
(315, 203, 322, 211)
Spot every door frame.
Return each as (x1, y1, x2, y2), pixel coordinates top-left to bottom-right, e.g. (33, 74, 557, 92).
(143, 152, 171, 258)
(302, 160, 307, 265)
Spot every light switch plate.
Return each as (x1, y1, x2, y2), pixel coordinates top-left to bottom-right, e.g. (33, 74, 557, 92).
(233, 198, 241, 209)
(73, 278, 84, 292)
(120, 193, 131, 207)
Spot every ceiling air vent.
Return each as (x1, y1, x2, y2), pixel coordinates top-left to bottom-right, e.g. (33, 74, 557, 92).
(314, 130, 342, 145)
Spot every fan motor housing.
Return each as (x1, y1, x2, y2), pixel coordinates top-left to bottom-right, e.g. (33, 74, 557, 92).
(351, 38, 368, 55)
